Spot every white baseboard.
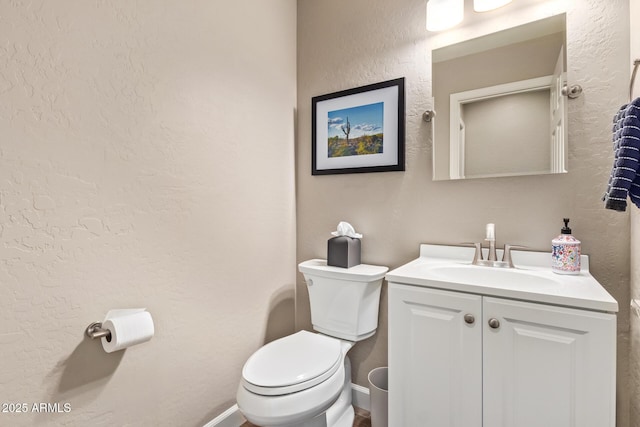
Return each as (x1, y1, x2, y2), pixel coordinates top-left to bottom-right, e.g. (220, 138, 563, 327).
(204, 384, 370, 427)
(202, 404, 246, 427)
(350, 383, 370, 412)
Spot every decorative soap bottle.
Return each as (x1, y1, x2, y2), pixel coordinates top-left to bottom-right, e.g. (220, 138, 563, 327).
(551, 218, 581, 275)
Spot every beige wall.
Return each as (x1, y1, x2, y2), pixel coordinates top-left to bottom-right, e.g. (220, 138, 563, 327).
(0, 1, 296, 426)
(297, 0, 631, 425)
(632, 206, 640, 427)
(463, 90, 551, 177)
(630, 1, 640, 425)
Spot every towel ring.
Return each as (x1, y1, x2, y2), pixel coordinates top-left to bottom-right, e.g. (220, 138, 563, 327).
(630, 59, 640, 102)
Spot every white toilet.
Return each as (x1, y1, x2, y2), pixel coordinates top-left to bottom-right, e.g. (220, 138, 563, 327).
(236, 259, 388, 427)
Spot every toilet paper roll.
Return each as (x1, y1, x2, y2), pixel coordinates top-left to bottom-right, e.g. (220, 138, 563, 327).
(101, 309, 155, 353)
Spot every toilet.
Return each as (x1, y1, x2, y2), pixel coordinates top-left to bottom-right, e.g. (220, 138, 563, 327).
(236, 259, 388, 427)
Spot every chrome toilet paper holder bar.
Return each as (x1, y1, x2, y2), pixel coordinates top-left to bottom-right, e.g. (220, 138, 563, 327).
(85, 322, 112, 341)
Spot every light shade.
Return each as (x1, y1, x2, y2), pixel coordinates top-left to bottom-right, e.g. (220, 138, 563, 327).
(474, 0, 513, 12)
(426, 0, 464, 32)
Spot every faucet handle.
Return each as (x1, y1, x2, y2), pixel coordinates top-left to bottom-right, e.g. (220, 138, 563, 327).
(502, 244, 528, 268)
(460, 242, 483, 265)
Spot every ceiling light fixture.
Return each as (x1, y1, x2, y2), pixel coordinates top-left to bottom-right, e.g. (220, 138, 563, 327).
(426, 0, 464, 32)
(473, 0, 513, 13)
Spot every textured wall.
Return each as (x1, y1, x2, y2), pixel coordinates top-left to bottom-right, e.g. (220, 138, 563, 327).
(629, 1, 640, 425)
(0, 1, 296, 426)
(631, 208, 640, 427)
(297, 0, 631, 424)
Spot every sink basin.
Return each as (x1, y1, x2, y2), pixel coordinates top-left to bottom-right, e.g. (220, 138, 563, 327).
(384, 244, 619, 312)
(424, 264, 562, 289)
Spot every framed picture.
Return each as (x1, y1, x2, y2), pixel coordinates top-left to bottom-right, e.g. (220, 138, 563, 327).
(312, 78, 405, 175)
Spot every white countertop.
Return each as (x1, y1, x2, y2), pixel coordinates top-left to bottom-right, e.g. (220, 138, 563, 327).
(386, 244, 619, 313)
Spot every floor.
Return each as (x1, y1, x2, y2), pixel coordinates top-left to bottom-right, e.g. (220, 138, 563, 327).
(241, 408, 371, 427)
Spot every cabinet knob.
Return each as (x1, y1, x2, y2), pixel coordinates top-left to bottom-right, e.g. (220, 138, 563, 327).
(488, 318, 500, 329)
(464, 314, 475, 324)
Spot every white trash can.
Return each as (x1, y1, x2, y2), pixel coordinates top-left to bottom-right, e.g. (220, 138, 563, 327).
(368, 367, 388, 427)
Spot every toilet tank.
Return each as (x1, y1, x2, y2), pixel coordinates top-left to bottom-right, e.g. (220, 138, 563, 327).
(298, 259, 388, 341)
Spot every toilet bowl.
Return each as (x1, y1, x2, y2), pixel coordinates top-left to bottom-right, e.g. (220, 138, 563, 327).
(236, 260, 388, 427)
(236, 331, 354, 426)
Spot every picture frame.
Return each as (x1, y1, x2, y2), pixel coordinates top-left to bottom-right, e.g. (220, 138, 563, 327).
(311, 78, 405, 175)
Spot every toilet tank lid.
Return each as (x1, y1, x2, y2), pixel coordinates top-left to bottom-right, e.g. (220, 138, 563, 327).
(298, 259, 388, 281)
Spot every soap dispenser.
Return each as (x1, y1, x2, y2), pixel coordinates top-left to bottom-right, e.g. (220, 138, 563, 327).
(551, 218, 581, 275)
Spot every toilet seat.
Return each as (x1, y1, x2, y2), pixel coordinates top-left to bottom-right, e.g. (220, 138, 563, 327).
(236, 359, 347, 426)
(242, 330, 342, 396)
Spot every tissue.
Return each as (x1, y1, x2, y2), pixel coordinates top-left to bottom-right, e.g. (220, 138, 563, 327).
(328, 222, 362, 268)
(331, 221, 363, 239)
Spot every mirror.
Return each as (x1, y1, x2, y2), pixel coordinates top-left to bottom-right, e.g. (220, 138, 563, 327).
(432, 14, 567, 180)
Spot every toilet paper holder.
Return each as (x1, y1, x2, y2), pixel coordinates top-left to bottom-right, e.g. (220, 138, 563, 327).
(86, 322, 112, 342)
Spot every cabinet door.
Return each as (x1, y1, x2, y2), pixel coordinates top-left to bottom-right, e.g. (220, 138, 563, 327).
(483, 297, 616, 427)
(389, 283, 482, 427)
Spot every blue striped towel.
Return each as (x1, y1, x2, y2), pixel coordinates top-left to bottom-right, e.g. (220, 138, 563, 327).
(603, 98, 640, 211)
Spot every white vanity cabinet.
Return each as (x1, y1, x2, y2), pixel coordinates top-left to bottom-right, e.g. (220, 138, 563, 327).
(388, 283, 616, 427)
(483, 296, 615, 427)
(389, 284, 482, 426)
(387, 244, 617, 427)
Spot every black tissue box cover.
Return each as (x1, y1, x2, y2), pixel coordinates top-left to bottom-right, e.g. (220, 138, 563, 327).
(327, 236, 361, 268)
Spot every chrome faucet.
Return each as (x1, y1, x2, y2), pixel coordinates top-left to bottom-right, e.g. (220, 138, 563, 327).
(467, 223, 525, 268)
(485, 223, 497, 262)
